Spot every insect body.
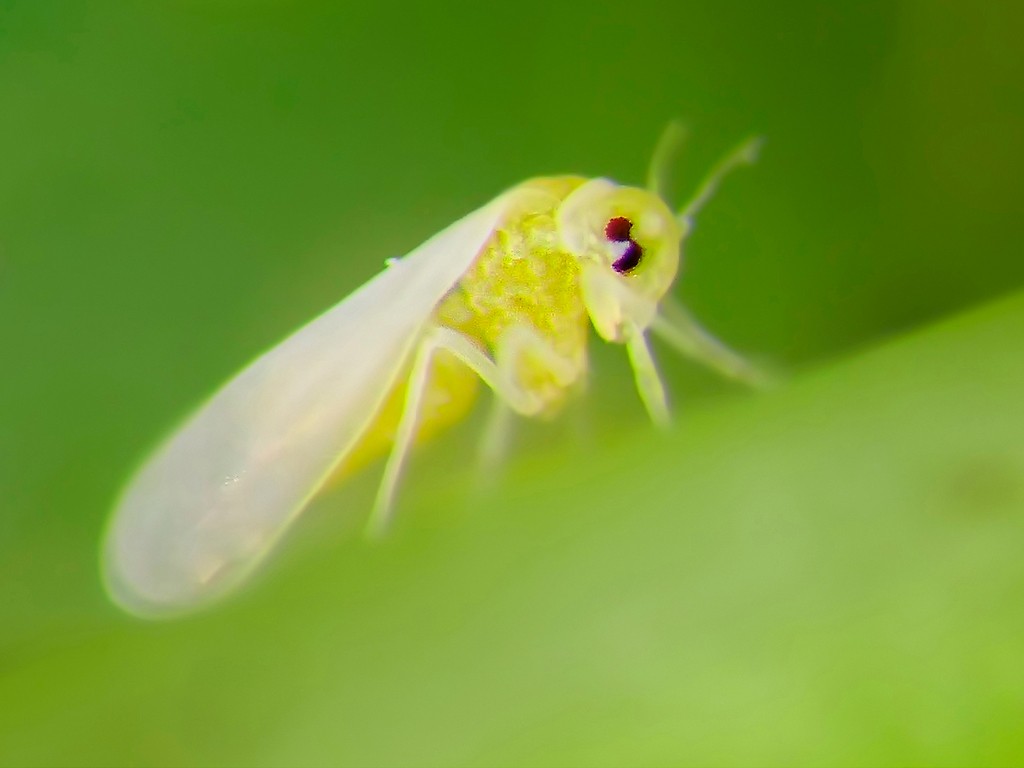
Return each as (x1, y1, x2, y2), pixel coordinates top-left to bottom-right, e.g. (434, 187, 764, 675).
(103, 127, 766, 617)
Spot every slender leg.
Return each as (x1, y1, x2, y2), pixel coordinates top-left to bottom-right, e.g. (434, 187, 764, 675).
(476, 323, 582, 472)
(651, 296, 775, 389)
(478, 398, 514, 471)
(366, 334, 439, 538)
(493, 324, 580, 389)
(429, 327, 543, 416)
(625, 327, 671, 429)
(433, 325, 581, 415)
(678, 135, 763, 234)
(367, 325, 582, 535)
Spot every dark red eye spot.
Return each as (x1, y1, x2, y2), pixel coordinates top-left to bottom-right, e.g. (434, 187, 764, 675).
(605, 216, 633, 242)
(613, 243, 643, 273)
(605, 216, 644, 274)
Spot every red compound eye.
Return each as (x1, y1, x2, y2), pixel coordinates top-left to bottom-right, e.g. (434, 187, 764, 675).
(605, 216, 643, 274)
(605, 216, 633, 242)
(612, 242, 643, 274)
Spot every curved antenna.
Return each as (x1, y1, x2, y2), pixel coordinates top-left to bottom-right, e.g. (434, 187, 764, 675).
(678, 135, 764, 236)
(646, 120, 690, 203)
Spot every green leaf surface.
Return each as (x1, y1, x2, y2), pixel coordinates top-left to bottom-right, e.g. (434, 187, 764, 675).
(3, 291, 1022, 767)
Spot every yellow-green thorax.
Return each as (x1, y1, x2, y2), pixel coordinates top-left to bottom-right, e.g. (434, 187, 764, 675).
(329, 177, 594, 484)
(436, 176, 591, 408)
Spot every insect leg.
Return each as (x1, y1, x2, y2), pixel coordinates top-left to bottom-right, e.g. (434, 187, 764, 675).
(366, 333, 442, 537)
(493, 324, 581, 388)
(677, 135, 763, 235)
(475, 324, 581, 468)
(429, 327, 545, 416)
(478, 399, 514, 470)
(368, 323, 551, 536)
(624, 325, 671, 428)
(650, 295, 775, 389)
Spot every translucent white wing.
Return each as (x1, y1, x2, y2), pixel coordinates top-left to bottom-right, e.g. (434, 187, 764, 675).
(104, 196, 509, 617)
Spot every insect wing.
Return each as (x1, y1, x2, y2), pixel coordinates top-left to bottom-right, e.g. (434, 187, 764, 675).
(104, 197, 508, 617)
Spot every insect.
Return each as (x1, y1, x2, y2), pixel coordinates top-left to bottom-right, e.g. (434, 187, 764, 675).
(103, 124, 767, 618)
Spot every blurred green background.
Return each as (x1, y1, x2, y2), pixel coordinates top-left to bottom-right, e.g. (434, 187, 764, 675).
(2, 2, 1023, 765)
